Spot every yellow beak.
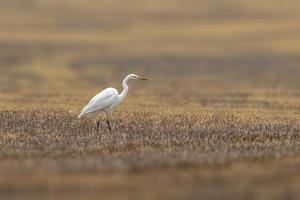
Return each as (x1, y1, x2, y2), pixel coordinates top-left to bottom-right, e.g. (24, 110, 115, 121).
(137, 76, 148, 81)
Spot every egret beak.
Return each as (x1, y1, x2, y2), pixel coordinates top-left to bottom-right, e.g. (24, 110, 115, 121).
(137, 76, 148, 81)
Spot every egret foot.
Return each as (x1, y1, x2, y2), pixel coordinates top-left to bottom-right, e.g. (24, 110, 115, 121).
(106, 120, 112, 132)
(96, 120, 100, 132)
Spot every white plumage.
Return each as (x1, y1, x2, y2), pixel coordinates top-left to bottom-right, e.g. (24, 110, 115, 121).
(78, 74, 148, 119)
(78, 88, 119, 118)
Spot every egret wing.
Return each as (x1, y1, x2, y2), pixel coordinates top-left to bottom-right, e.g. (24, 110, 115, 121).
(79, 88, 118, 117)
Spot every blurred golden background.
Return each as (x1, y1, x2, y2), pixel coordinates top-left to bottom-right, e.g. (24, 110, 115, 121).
(1, 0, 300, 110)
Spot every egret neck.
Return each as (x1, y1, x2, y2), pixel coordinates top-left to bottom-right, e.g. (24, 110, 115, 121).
(119, 75, 130, 103)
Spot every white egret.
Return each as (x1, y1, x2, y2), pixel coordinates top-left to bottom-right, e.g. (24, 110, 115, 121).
(78, 74, 148, 132)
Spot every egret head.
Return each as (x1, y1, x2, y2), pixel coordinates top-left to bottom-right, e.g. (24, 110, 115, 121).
(129, 74, 148, 81)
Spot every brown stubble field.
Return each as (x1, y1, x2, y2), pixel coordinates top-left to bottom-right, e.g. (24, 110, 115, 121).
(1, 0, 300, 199)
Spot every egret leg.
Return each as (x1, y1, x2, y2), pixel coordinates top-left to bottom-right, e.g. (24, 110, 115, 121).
(106, 120, 112, 132)
(96, 120, 100, 132)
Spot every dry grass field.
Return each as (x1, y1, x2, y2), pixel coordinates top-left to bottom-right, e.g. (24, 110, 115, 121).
(1, 0, 300, 199)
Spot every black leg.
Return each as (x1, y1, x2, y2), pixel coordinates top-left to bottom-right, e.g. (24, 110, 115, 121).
(96, 120, 100, 132)
(106, 120, 112, 132)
